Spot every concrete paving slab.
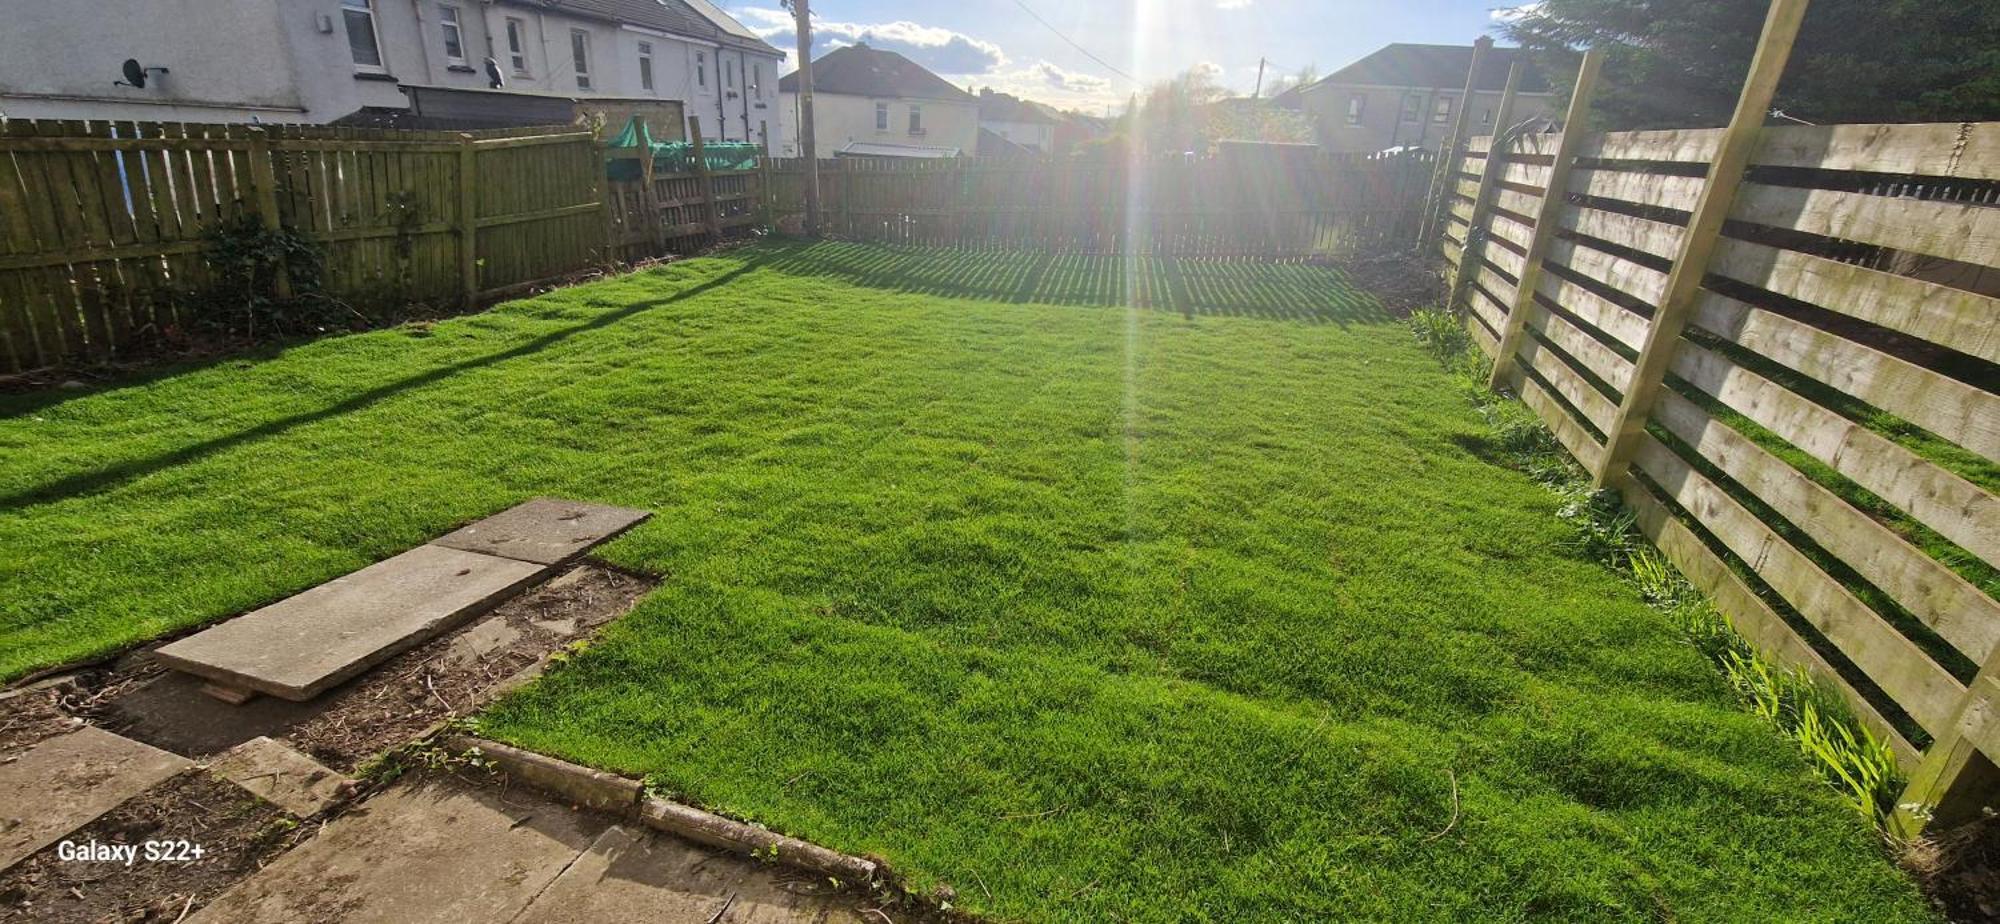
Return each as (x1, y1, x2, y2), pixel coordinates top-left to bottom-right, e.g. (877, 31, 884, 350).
(209, 736, 351, 818)
(188, 778, 607, 924)
(514, 825, 866, 924)
(0, 726, 191, 871)
(443, 616, 523, 667)
(432, 498, 651, 566)
(153, 545, 546, 701)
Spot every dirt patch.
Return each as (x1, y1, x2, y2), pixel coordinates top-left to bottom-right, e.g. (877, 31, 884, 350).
(0, 770, 298, 923)
(279, 564, 654, 771)
(0, 688, 84, 758)
(1340, 251, 1446, 318)
(1909, 815, 2000, 923)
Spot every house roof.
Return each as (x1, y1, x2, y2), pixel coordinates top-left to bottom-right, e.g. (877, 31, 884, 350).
(672, 0, 786, 55)
(1305, 43, 1552, 95)
(779, 44, 975, 103)
(977, 128, 1035, 158)
(838, 141, 962, 158)
(500, 0, 781, 57)
(978, 89, 1060, 124)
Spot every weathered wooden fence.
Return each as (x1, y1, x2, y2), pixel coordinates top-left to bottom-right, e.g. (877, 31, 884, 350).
(763, 150, 1433, 257)
(603, 125, 764, 264)
(0, 119, 612, 373)
(1438, 41, 2000, 832)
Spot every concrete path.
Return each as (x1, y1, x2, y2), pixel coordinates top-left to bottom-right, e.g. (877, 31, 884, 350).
(0, 726, 191, 870)
(189, 776, 867, 924)
(153, 499, 650, 702)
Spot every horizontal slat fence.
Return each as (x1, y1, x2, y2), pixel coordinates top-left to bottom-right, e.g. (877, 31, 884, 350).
(763, 150, 1433, 258)
(0, 118, 607, 373)
(1440, 118, 2000, 832)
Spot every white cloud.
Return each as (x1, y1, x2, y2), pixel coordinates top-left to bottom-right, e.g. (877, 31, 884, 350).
(1217, 0, 1254, 9)
(738, 8, 1007, 76)
(1490, 2, 1542, 21)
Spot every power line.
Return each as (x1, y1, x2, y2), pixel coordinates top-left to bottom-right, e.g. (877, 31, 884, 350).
(1008, 0, 1138, 84)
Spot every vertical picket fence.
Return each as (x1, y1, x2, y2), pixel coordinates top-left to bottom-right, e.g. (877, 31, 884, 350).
(0, 119, 606, 373)
(761, 150, 1435, 258)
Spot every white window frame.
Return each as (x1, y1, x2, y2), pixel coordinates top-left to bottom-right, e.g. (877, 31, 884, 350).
(752, 62, 762, 98)
(1345, 95, 1363, 125)
(1400, 93, 1420, 122)
(875, 102, 889, 131)
(506, 17, 530, 75)
(342, 0, 387, 73)
(438, 5, 466, 66)
(696, 51, 707, 89)
(1432, 95, 1452, 123)
(726, 56, 736, 90)
(638, 40, 654, 92)
(571, 29, 592, 90)
(908, 103, 923, 135)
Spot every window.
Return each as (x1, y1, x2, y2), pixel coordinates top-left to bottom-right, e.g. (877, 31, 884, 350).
(1481, 107, 1492, 125)
(638, 41, 654, 92)
(506, 18, 528, 74)
(438, 5, 465, 65)
(875, 102, 889, 130)
(908, 104, 923, 134)
(753, 63, 763, 97)
(696, 52, 707, 88)
(1400, 94, 1421, 121)
(1432, 95, 1452, 123)
(571, 29, 591, 90)
(342, 0, 384, 71)
(1345, 95, 1364, 125)
(726, 58, 736, 90)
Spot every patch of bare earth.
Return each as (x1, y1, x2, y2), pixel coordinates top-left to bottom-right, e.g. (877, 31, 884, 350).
(283, 564, 654, 770)
(0, 771, 297, 923)
(1908, 815, 2000, 923)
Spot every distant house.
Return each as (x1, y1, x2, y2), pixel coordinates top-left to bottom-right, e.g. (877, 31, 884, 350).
(778, 43, 977, 159)
(0, 0, 783, 148)
(1276, 43, 1556, 154)
(976, 89, 1060, 154)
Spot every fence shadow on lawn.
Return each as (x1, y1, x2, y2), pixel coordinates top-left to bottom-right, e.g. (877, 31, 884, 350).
(0, 265, 756, 512)
(744, 240, 1394, 326)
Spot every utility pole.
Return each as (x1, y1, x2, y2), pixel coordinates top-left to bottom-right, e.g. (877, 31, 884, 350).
(791, 0, 820, 236)
(1252, 57, 1266, 98)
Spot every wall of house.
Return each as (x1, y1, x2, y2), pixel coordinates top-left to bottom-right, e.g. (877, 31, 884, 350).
(778, 92, 978, 157)
(1298, 83, 1557, 153)
(981, 118, 1054, 152)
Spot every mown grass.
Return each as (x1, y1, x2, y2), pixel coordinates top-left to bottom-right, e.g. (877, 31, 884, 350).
(0, 242, 1934, 921)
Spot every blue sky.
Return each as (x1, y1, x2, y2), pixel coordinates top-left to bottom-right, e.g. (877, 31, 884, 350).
(717, 1, 1518, 113)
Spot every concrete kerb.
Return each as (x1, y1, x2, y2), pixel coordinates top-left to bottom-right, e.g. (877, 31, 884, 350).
(437, 733, 880, 886)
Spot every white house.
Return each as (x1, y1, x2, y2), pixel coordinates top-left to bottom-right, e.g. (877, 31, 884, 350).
(0, 0, 784, 148)
(976, 89, 1060, 154)
(778, 44, 977, 159)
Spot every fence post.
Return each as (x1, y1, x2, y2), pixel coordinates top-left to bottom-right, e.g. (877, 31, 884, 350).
(1443, 61, 1523, 314)
(1591, 0, 1809, 489)
(244, 127, 291, 300)
(1418, 35, 1493, 254)
(688, 117, 723, 241)
(1486, 49, 1604, 389)
(1894, 650, 2000, 837)
(457, 133, 479, 308)
(636, 117, 666, 255)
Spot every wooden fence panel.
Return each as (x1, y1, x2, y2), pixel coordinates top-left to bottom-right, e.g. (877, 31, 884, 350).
(1442, 117, 2000, 832)
(0, 120, 608, 372)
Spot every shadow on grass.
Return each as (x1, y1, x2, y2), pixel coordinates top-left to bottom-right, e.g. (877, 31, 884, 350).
(743, 239, 1392, 325)
(0, 265, 754, 512)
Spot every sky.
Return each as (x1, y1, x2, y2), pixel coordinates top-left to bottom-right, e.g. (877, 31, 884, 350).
(715, 1, 1522, 114)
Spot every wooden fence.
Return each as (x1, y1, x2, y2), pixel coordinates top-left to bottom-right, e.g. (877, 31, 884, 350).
(1440, 103, 2000, 830)
(0, 118, 766, 375)
(762, 150, 1433, 257)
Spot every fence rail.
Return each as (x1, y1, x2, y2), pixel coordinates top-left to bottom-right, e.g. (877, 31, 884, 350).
(762, 151, 1434, 258)
(1439, 115, 2000, 833)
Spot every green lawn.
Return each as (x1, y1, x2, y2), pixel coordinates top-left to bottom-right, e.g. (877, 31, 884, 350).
(0, 242, 1933, 921)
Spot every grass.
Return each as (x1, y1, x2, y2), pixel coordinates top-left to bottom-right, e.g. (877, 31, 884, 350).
(0, 241, 1935, 921)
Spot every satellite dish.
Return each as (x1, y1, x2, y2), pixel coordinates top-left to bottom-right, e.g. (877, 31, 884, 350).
(114, 58, 168, 89)
(483, 57, 505, 89)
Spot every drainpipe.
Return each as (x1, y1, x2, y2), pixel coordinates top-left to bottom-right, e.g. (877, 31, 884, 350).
(409, 0, 435, 80)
